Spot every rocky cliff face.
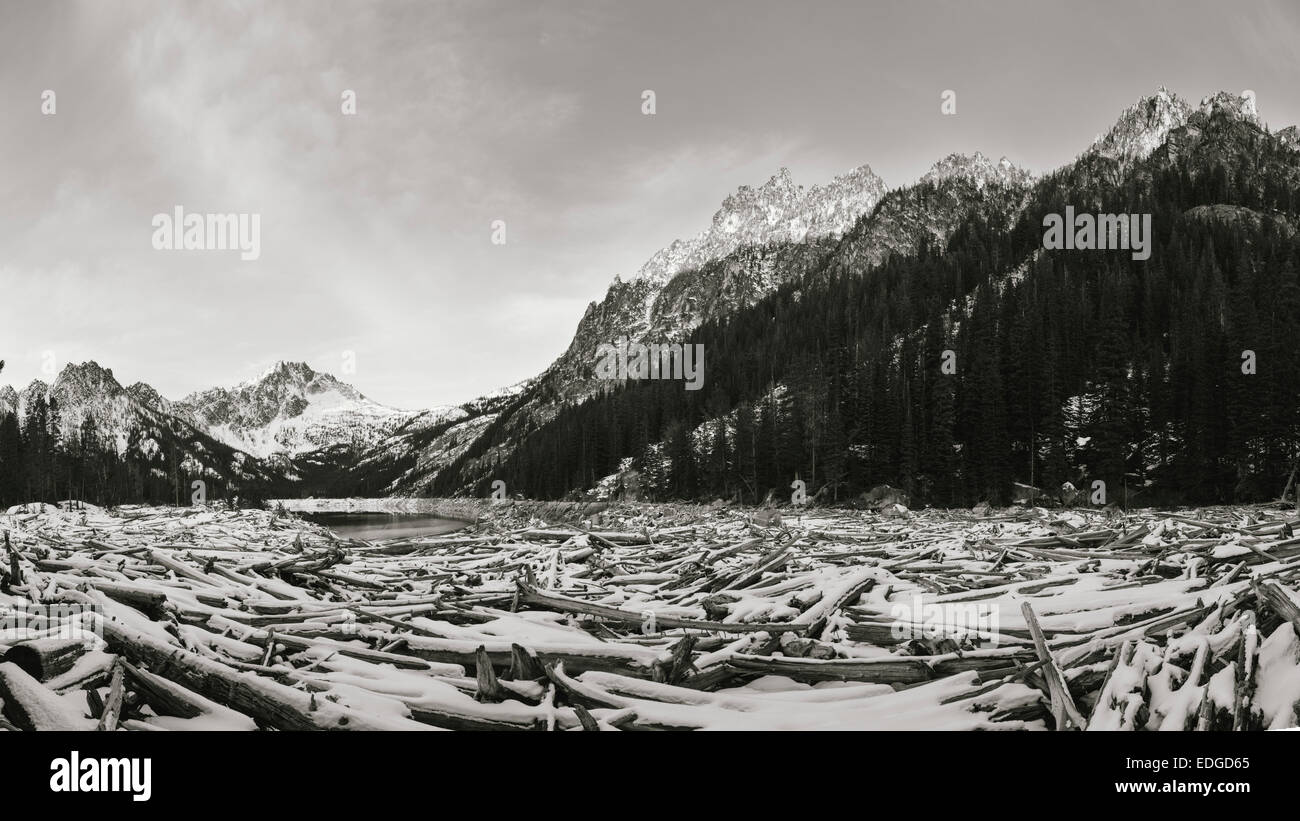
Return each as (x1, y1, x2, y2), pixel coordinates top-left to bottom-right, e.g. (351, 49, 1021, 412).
(635, 165, 886, 286)
(459, 164, 887, 421)
(1087, 87, 1194, 168)
(1070, 88, 1276, 191)
(573, 164, 888, 361)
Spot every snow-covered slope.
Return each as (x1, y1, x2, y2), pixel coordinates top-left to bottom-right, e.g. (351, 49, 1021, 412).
(294, 378, 534, 496)
(173, 361, 421, 458)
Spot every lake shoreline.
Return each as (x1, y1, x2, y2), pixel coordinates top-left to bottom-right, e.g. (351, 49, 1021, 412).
(297, 510, 469, 541)
(269, 496, 654, 524)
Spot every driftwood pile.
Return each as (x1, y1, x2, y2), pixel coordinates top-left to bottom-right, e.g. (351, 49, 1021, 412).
(2, 499, 1299, 731)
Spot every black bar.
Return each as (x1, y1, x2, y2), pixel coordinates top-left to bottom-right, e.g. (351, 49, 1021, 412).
(1, 731, 1287, 810)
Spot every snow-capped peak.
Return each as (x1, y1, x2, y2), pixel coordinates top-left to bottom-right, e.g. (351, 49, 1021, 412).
(174, 362, 417, 458)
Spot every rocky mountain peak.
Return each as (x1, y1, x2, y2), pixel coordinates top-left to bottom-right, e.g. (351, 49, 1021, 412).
(1089, 87, 1193, 164)
(637, 163, 886, 285)
(20, 379, 49, 398)
(712, 168, 804, 233)
(249, 360, 318, 387)
(52, 361, 126, 403)
(761, 166, 798, 193)
(126, 382, 169, 411)
(1197, 90, 1261, 126)
(921, 152, 1031, 189)
(5, 365, 142, 450)
(174, 362, 412, 458)
(230, 361, 361, 404)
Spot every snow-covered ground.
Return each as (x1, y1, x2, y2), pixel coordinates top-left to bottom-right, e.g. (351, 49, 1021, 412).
(2, 500, 1297, 731)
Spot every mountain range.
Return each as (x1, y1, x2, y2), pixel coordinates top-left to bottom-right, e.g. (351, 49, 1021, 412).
(427, 86, 1300, 504)
(3, 87, 1297, 506)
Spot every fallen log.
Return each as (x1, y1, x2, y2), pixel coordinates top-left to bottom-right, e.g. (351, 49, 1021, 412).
(0, 661, 90, 730)
(797, 567, 878, 638)
(1256, 579, 1300, 636)
(725, 649, 1034, 684)
(95, 614, 433, 730)
(1, 638, 88, 682)
(516, 581, 810, 635)
(74, 579, 171, 619)
(370, 630, 666, 678)
(5, 498, 1300, 732)
(96, 658, 126, 731)
(1022, 602, 1087, 730)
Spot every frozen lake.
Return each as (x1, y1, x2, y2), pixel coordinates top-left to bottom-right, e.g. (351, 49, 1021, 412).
(299, 512, 468, 541)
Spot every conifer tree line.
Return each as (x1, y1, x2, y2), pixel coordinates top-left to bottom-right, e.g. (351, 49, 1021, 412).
(460, 129, 1300, 507)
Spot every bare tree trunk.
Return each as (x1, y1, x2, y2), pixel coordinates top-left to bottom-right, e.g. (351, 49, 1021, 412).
(1280, 459, 1298, 504)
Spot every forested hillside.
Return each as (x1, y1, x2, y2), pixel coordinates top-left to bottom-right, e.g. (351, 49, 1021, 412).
(456, 98, 1300, 506)
(0, 361, 277, 508)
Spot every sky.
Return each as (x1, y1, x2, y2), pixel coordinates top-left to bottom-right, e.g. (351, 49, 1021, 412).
(1, 0, 1297, 408)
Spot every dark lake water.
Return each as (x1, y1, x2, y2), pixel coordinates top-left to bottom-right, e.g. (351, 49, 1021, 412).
(300, 512, 468, 541)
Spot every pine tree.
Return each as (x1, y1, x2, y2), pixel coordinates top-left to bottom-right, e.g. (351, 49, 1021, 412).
(0, 412, 21, 507)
